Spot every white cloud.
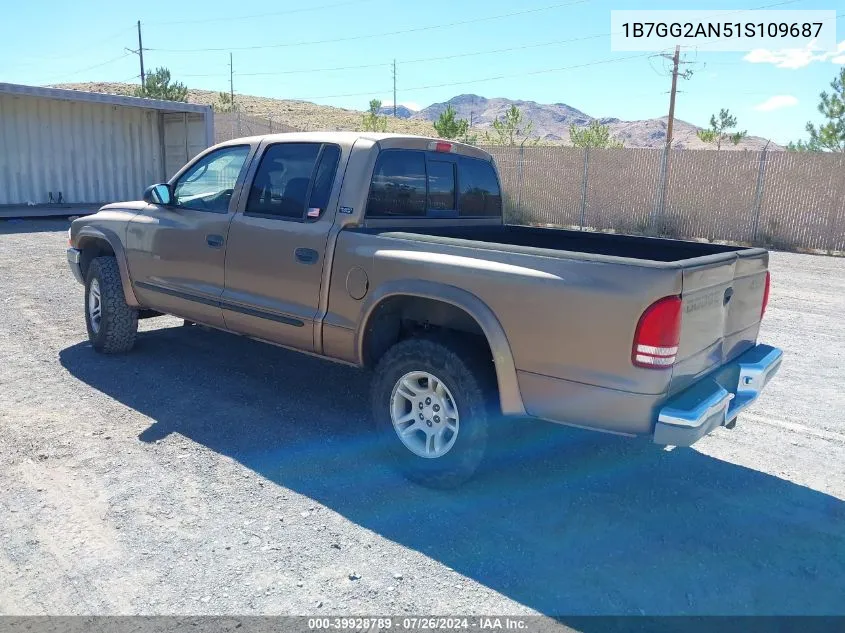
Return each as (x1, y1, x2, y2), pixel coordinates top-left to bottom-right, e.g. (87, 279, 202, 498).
(744, 39, 845, 69)
(754, 95, 799, 112)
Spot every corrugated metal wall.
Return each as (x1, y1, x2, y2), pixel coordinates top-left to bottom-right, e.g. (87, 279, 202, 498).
(0, 93, 164, 205)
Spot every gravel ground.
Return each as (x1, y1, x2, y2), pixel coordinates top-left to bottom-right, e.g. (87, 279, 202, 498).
(1, 219, 844, 618)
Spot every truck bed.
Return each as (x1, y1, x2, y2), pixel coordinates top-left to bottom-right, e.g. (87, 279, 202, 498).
(349, 221, 769, 403)
(362, 224, 754, 264)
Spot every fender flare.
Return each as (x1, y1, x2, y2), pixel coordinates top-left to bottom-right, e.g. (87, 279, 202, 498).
(356, 279, 525, 416)
(76, 226, 140, 307)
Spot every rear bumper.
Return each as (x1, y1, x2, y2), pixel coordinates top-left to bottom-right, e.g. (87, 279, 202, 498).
(653, 343, 783, 446)
(67, 248, 84, 284)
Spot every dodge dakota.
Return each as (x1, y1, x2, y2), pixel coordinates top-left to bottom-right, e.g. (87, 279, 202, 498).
(68, 132, 783, 487)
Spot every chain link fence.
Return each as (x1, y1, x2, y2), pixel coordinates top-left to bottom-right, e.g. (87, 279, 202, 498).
(214, 112, 301, 144)
(487, 145, 845, 253)
(212, 112, 845, 253)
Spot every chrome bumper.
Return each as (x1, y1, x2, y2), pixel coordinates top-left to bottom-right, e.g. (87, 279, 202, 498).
(654, 344, 783, 446)
(67, 248, 84, 284)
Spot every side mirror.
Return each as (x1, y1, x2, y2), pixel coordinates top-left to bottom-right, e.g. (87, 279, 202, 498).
(143, 184, 173, 206)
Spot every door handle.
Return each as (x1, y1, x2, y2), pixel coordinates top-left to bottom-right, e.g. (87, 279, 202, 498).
(295, 247, 319, 265)
(206, 234, 224, 248)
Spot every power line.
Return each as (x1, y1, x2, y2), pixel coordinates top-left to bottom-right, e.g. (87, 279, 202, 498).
(145, 0, 374, 26)
(184, 32, 610, 79)
(149, 0, 589, 53)
(264, 51, 653, 102)
(43, 53, 134, 83)
(7, 26, 135, 70)
(171, 0, 809, 78)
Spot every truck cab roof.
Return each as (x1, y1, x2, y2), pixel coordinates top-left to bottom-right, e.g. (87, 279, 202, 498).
(215, 131, 492, 161)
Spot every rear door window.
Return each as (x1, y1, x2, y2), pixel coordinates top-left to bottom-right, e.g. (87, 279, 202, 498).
(458, 157, 502, 217)
(307, 144, 341, 218)
(245, 143, 322, 220)
(366, 151, 427, 217)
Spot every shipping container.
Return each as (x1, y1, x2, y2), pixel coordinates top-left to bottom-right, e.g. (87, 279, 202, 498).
(0, 83, 213, 209)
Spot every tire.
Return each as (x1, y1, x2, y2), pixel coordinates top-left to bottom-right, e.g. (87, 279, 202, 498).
(84, 256, 138, 354)
(371, 335, 496, 488)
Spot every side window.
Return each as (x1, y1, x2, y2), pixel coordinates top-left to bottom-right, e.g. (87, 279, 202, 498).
(245, 143, 322, 220)
(307, 145, 341, 217)
(366, 151, 427, 217)
(459, 157, 502, 217)
(172, 145, 250, 213)
(428, 160, 456, 212)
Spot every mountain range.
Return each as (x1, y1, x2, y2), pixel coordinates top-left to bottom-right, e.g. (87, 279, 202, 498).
(382, 94, 780, 150)
(55, 83, 780, 150)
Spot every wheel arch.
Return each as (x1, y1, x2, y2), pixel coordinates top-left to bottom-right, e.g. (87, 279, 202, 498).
(76, 227, 140, 307)
(356, 279, 525, 416)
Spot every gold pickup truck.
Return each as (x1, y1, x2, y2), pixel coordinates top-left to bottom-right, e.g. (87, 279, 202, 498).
(68, 132, 782, 487)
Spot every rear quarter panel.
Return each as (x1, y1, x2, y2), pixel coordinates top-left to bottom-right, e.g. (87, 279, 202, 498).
(325, 231, 685, 397)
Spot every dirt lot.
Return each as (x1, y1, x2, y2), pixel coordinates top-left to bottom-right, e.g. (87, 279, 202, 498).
(1, 219, 844, 617)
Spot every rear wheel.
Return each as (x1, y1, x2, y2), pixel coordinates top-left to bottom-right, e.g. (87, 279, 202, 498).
(371, 336, 495, 488)
(85, 256, 138, 354)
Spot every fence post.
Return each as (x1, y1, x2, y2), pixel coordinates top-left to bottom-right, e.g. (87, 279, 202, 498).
(750, 142, 770, 243)
(579, 147, 589, 230)
(827, 156, 845, 252)
(515, 141, 526, 218)
(649, 145, 671, 235)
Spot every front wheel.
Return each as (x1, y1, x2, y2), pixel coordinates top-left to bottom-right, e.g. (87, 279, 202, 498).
(371, 336, 495, 488)
(85, 256, 138, 354)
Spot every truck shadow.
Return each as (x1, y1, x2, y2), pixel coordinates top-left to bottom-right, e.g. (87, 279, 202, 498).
(59, 324, 845, 616)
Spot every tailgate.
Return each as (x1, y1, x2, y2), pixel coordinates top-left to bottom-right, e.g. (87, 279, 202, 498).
(670, 250, 769, 394)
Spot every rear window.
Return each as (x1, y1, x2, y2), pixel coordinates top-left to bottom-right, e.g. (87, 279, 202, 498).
(366, 151, 427, 217)
(428, 160, 456, 211)
(366, 149, 501, 219)
(459, 157, 502, 217)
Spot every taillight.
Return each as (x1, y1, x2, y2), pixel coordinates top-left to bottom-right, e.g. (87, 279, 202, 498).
(428, 141, 454, 153)
(761, 271, 771, 318)
(633, 296, 682, 369)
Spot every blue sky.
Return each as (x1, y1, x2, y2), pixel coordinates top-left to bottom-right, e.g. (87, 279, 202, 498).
(1, 0, 843, 144)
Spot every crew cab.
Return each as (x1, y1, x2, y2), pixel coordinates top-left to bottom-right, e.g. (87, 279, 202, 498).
(67, 132, 782, 487)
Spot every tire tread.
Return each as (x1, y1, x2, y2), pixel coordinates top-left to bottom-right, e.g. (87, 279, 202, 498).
(86, 256, 138, 354)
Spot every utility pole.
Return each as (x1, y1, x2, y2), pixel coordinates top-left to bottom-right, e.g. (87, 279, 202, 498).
(137, 21, 145, 90)
(665, 45, 680, 150)
(656, 45, 694, 150)
(392, 59, 397, 117)
(126, 20, 147, 94)
(649, 45, 694, 233)
(230, 52, 235, 137)
(229, 52, 235, 107)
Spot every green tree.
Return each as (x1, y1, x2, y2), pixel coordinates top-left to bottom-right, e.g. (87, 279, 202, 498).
(569, 120, 623, 148)
(433, 105, 469, 139)
(361, 99, 388, 132)
(786, 139, 821, 152)
(802, 67, 845, 152)
(696, 108, 747, 150)
(214, 91, 238, 113)
(485, 105, 536, 146)
(133, 67, 188, 102)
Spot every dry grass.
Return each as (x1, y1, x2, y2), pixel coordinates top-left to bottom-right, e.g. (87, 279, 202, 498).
(54, 82, 441, 136)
